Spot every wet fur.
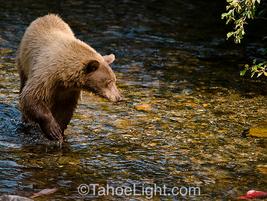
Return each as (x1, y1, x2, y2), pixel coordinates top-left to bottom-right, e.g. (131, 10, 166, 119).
(16, 14, 120, 140)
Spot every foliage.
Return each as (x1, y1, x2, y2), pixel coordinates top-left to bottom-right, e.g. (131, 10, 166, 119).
(222, 0, 267, 78)
(221, 0, 261, 43)
(240, 60, 267, 77)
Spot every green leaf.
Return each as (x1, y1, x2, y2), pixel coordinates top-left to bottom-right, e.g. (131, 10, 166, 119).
(221, 13, 228, 19)
(257, 72, 263, 77)
(222, 0, 260, 43)
(240, 69, 247, 76)
(227, 32, 234, 38)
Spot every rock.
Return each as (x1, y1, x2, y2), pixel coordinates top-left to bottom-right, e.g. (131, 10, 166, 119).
(148, 142, 157, 147)
(249, 121, 267, 138)
(181, 88, 193, 95)
(30, 188, 58, 198)
(134, 104, 152, 112)
(257, 164, 267, 175)
(202, 103, 209, 108)
(58, 156, 80, 166)
(113, 119, 131, 129)
(0, 195, 33, 201)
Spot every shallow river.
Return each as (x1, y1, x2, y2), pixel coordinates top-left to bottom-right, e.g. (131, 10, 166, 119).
(0, 0, 266, 200)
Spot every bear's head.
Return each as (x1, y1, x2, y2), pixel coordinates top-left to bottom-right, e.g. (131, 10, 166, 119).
(79, 54, 122, 102)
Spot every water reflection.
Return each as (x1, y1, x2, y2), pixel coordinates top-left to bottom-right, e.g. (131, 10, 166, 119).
(0, 0, 266, 200)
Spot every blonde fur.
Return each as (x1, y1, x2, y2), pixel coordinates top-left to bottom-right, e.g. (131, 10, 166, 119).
(17, 14, 105, 107)
(16, 14, 121, 139)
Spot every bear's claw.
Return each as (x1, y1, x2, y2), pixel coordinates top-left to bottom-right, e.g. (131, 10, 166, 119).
(49, 121, 63, 141)
(41, 118, 63, 141)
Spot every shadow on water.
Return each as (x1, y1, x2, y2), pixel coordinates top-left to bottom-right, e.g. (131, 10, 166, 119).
(0, 103, 62, 147)
(0, 103, 21, 149)
(0, 0, 266, 200)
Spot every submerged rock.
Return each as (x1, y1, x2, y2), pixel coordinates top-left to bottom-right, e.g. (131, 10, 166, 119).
(257, 164, 267, 175)
(113, 119, 132, 129)
(134, 104, 152, 112)
(0, 195, 33, 201)
(249, 121, 267, 138)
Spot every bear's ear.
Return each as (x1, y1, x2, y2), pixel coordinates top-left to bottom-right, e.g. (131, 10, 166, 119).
(103, 54, 115, 64)
(83, 60, 100, 74)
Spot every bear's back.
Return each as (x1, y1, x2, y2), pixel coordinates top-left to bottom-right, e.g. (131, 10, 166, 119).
(28, 14, 74, 38)
(17, 14, 75, 79)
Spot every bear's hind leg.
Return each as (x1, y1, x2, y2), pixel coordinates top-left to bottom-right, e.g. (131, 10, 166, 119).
(17, 59, 27, 93)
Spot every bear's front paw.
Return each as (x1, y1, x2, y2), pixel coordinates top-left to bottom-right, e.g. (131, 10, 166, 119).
(49, 120, 63, 141)
(40, 119, 63, 141)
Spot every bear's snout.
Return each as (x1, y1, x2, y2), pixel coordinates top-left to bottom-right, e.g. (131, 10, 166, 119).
(103, 83, 122, 102)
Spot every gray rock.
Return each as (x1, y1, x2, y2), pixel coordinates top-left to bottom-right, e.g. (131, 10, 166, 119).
(0, 195, 33, 201)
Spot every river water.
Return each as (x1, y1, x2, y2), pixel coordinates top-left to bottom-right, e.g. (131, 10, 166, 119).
(0, 0, 266, 200)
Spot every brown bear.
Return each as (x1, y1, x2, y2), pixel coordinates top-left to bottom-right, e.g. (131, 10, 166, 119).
(16, 14, 122, 141)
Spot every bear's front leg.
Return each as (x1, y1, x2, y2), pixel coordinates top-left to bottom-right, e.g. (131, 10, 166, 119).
(38, 114, 63, 141)
(20, 96, 63, 141)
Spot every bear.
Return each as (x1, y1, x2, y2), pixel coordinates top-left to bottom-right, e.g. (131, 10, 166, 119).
(16, 14, 122, 142)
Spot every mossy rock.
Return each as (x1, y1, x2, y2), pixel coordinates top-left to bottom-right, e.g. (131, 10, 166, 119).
(134, 103, 152, 112)
(257, 165, 267, 175)
(249, 121, 267, 138)
(113, 119, 132, 129)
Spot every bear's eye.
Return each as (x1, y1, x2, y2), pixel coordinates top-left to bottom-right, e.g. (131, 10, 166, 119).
(106, 80, 113, 87)
(83, 60, 99, 74)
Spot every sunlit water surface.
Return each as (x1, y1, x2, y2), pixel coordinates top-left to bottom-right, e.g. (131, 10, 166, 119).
(0, 0, 266, 200)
